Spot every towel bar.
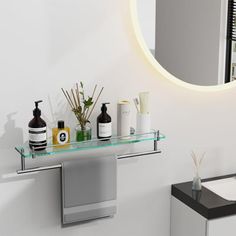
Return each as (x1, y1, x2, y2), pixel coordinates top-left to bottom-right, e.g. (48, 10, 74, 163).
(17, 149, 162, 174)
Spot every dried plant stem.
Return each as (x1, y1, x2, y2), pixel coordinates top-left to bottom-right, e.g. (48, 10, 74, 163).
(76, 83, 81, 107)
(84, 108, 89, 121)
(71, 89, 78, 108)
(199, 152, 205, 166)
(87, 87, 104, 120)
(91, 84, 97, 99)
(191, 150, 206, 174)
(191, 151, 198, 167)
(61, 88, 73, 109)
(66, 90, 76, 109)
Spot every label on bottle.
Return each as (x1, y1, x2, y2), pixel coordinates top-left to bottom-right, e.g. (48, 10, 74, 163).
(56, 130, 69, 145)
(29, 127, 47, 147)
(99, 122, 112, 137)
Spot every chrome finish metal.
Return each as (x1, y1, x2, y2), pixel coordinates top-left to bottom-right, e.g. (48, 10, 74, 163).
(154, 131, 158, 151)
(17, 164, 62, 174)
(17, 149, 161, 174)
(117, 150, 161, 159)
(20, 148, 25, 171)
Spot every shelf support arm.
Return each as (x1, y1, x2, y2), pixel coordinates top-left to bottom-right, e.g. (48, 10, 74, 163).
(20, 148, 25, 171)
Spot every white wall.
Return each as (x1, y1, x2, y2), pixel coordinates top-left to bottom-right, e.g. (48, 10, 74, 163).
(1, 1, 236, 236)
(155, 0, 226, 86)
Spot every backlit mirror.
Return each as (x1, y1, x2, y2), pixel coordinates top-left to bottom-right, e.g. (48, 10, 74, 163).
(137, 0, 236, 86)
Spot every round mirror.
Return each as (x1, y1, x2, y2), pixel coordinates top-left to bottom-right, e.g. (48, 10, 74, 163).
(137, 0, 236, 86)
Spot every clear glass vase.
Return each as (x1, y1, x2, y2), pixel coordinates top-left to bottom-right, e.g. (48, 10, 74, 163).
(192, 173, 202, 191)
(75, 123, 92, 142)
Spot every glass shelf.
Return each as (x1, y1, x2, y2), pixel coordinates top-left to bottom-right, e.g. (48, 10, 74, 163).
(15, 130, 165, 158)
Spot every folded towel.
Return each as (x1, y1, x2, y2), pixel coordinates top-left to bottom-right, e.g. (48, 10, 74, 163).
(61, 156, 117, 225)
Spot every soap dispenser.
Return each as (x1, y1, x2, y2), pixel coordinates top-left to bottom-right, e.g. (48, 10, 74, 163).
(97, 103, 112, 140)
(28, 100, 47, 150)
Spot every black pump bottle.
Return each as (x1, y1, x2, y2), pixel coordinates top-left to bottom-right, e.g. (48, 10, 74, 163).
(28, 100, 47, 150)
(97, 103, 112, 140)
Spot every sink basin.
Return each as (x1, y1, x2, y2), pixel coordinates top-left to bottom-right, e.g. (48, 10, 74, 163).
(202, 176, 236, 201)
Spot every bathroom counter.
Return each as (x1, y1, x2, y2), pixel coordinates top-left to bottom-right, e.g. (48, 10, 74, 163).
(171, 174, 236, 220)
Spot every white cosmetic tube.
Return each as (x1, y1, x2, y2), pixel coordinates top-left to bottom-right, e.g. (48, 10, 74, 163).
(139, 92, 149, 114)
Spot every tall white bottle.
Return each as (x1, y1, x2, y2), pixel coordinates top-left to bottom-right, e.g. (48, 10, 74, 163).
(117, 101, 131, 137)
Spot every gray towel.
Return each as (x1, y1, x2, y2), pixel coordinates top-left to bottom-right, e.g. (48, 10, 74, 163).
(61, 156, 117, 225)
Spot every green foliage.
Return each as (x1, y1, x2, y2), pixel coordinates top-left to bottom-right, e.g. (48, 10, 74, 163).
(84, 97, 93, 108)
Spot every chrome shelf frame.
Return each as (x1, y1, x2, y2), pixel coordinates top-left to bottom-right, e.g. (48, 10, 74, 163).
(16, 130, 162, 175)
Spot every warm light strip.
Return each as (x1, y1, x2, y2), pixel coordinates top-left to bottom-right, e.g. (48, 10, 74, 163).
(129, 0, 236, 92)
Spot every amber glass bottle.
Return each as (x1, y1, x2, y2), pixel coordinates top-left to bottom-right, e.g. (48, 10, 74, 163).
(97, 103, 112, 140)
(28, 100, 47, 150)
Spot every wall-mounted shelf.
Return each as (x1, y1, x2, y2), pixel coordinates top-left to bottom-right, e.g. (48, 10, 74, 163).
(15, 129, 165, 174)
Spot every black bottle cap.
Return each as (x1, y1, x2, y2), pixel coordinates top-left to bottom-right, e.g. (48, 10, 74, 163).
(101, 103, 110, 113)
(58, 120, 65, 129)
(33, 100, 42, 117)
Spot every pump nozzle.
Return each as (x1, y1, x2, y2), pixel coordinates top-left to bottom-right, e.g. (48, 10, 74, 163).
(101, 103, 110, 112)
(35, 100, 43, 108)
(33, 100, 43, 117)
